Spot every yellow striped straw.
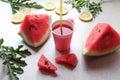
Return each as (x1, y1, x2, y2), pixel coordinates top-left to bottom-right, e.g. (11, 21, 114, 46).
(60, 0, 63, 35)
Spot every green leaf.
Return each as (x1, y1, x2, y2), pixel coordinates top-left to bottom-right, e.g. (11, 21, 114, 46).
(24, 2, 43, 9)
(12, 66, 24, 74)
(0, 38, 4, 46)
(1, 0, 43, 14)
(64, 0, 102, 18)
(0, 38, 32, 80)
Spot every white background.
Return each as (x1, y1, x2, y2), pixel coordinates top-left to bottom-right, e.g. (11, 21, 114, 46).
(0, 0, 120, 80)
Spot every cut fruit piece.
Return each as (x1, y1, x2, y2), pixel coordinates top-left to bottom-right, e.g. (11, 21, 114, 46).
(18, 14, 51, 47)
(55, 6, 68, 15)
(83, 23, 120, 56)
(79, 11, 93, 22)
(38, 55, 57, 72)
(67, 18, 75, 24)
(44, 1, 56, 11)
(55, 53, 78, 67)
(11, 12, 25, 24)
(20, 8, 32, 15)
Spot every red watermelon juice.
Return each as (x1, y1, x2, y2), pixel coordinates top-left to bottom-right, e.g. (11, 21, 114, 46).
(52, 20, 73, 51)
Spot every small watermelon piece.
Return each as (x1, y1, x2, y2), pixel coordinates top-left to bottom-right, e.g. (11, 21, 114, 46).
(67, 18, 74, 24)
(83, 23, 120, 56)
(55, 53, 78, 67)
(38, 55, 57, 72)
(18, 14, 51, 47)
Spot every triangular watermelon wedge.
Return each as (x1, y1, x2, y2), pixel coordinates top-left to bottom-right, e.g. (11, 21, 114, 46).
(83, 23, 120, 56)
(18, 14, 51, 47)
(55, 53, 78, 67)
(38, 54, 57, 72)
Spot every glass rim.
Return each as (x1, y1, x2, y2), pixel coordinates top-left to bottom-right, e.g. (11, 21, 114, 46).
(51, 20, 73, 36)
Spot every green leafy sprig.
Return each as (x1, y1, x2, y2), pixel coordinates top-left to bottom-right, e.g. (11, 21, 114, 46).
(64, 0, 102, 18)
(1, 0, 43, 14)
(0, 38, 31, 80)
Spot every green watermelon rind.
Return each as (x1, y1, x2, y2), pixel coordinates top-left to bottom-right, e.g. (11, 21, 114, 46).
(83, 45, 120, 56)
(18, 28, 50, 48)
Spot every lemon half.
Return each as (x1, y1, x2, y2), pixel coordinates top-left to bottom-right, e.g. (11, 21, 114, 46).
(79, 11, 93, 22)
(55, 6, 68, 15)
(11, 12, 25, 24)
(20, 8, 32, 15)
(44, 1, 56, 11)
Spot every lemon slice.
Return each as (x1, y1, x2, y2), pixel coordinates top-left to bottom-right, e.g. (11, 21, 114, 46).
(44, 1, 56, 11)
(11, 12, 25, 24)
(20, 8, 32, 15)
(79, 11, 93, 22)
(55, 6, 68, 15)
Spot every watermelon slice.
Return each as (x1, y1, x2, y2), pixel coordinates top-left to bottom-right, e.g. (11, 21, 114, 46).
(83, 23, 120, 56)
(55, 53, 78, 67)
(18, 14, 51, 47)
(38, 54, 57, 72)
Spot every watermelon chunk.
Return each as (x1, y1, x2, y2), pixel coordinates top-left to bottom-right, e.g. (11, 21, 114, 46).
(83, 23, 120, 56)
(55, 53, 78, 67)
(38, 55, 57, 72)
(18, 14, 51, 47)
(67, 18, 74, 24)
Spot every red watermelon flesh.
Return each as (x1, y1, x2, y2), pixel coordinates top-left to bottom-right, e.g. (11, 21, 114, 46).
(55, 53, 78, 67)
(83, 23, 120, 56)
(38, 55, 57, 72)
(19, 14, 50, 47)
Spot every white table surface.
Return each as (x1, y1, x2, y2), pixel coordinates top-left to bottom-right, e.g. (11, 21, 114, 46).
(0, 0, 120, 80)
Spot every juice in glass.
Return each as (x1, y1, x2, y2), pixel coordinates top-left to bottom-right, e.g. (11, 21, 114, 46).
(52, 20, 73, 51)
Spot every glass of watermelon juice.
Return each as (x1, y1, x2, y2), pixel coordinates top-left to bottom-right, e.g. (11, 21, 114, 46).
(52, 20, 73, 51)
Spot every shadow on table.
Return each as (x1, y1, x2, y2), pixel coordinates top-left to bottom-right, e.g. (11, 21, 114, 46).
(83, 49, 120, 70)
(37, 69, 58, 77)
